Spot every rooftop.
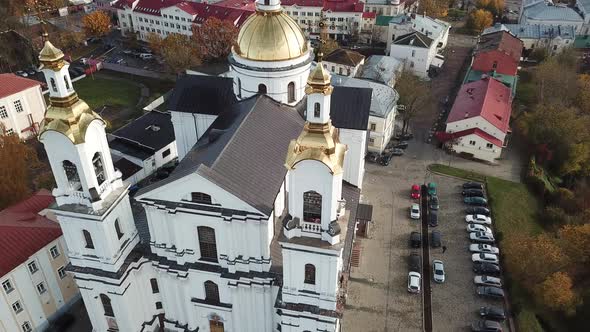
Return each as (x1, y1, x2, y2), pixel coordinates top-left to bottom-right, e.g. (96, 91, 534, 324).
(360, 55, 403, 86)
(522, 1, 583, 22)
(476, 30, 523, 64)
(463, 68, 518, 96)
(111, 111, 175, 154)
(483, 23, 575, 40)
(113, 157, 143, 180)
(393, 31, 433, 48)
(323, 48, 365, 67)
(167, 75, 236, 115)
(331, 75, 399, 118)
(0, 73, 41, 99)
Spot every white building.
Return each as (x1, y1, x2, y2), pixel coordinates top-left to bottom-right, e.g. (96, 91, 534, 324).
(323, 48, 366, 77)
(483, 23, 575, 54)
(363, 0, 407, 16)
(390, 31, 443, 79)
(0, 73, 46, 140)
(386, 13, 450, 55)
(577, 0, 590, 35)
(36, 1, 372, 331)
(359, 55, 403, 88)
(0, 190, 80, 332)
(520, 0, 584, 32)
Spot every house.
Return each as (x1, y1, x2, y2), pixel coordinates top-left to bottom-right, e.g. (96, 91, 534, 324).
(444, 77, 513, 163)
(483, 23, 575, 55)
(331, 75, 399, 153)
(363, 0, 407, 16)
(322, 48, 366, 77)
(386, 13, 451, 55)
(109, 111, 177, 184)
(390, 31, 443, 79)
(0, 190, 79, 332)
(359, 55, 403, 88)
(472, 30, 523, 77)
(0, 73, 46, 140)
(520, 0, 584, 32)
(576, 0, 590, 35)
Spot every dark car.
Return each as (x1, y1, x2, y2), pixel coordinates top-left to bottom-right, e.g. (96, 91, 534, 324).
(156, 169, 170, 179)
(410, 231, 421, 248)
(464, 182, 484, 190)
(429, 211, 438, 227)
(471, 319, 503, 332)
(380, 153, 394, 166)
(480, 307, 506, 321)
(431, 231, 441, 248)
(462, 189, 485, 197)
(409, 252, 421, 272)
(395, 141, 409, 149)
(365, 152, 380, 163)
(466, 207, 490, 216)
(391, 148, 404, 156)
(464, 196, 488, 206)
(477, 286, 505, 299)
(429, 196, 439, 210)
(473, 262, 500, 275)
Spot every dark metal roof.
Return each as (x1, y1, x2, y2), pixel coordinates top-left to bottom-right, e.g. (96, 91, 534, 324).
(109, 137, 154, 161)
(393, 31, 433, 48)
(323, 48, 365, 67)
(356, 203, 373, 221)
(110, 110, 175, 156)
(167, 75, 236, 115)
(330, 86, 372, 130)
(113, 157, 142, 180)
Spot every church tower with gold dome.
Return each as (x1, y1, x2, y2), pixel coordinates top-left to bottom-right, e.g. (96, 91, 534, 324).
(230, 0, 314, 105)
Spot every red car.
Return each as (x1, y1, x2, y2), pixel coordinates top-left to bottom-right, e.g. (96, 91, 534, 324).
(411, 184, 421, 199)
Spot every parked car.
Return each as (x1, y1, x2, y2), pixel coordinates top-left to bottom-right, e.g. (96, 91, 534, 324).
(466, 207, 491, 216)
(365, 152, 380, 163)
(410, 203, 421, 219)
(432, 259, 445, 283)
(27, 69, 36, 75)
(411, 184, 421, 199)
(407, 272, 421, 293)
(479, 307, 506, 321)
(471, 319, 503, 332)
(395, 133, 414, 140)
(474, 276, 502, 287)
(391, 148, 404, 156)
(429, 196, 439, 210)
(409, 252, 421, 272)
(380, 153, 393, 166)
(466, 214, 492, 225)
(472, 253, 499, 264)
(463, 182, 484, 190)
(473, 262, 501, 275)
(427, 182, 437, 196)
(469, 244, 499, 254)
(467, 224, 492, 233)
(464, 197, 488, 206)
(477, 286, 505, 299)
(470, 231, 495, 243)
(431, 231, 441, 248)
(140, 53, 154, 60)
(429, 211, 438, 227)
(395, 141, 409, 149)
(16, 70, 28, 77)
(410, 231, 421, 248)
(463, 189, 485, 197)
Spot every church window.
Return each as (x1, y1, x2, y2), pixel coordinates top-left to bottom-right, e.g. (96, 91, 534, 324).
(64, 75, 71, 90)
(288, 82, 295, 102)
(313, 103, 321, 118)
(264, 0, 270, 5)
(115, 219, 124, 239)
(92, 152, 105, 185)
(191, 192, 212, 204)
(63, 160, 81, 190)
(303, 191, 322, 223)
(100, 294, 114, 317)
(204, 281, 220, 304)
(258, 84, 267, 95)
(50, 78, 57, 92)
(198, 227, 218, 262)
(304, 264, 316, 284)
(83, 230, 95, 249)
(150, 278, 159, 293)
(237, 78, 242, 98)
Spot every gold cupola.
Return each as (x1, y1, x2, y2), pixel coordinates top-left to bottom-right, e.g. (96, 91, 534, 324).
(39, 40, 66, 70)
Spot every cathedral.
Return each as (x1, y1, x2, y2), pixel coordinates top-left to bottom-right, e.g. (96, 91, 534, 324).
(38, 0, 372, 331)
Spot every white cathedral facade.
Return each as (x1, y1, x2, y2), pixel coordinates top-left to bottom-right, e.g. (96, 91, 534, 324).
(37, 1, 372, 331)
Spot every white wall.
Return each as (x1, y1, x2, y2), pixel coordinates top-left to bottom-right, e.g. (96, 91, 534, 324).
(389, 44, 434, 79)
(340, 128, 366, 188)
(446, 116, 506, 143)
(171, 112, 217, 161)
(322, 61, 362, 77)
(452, 133, 502, 162)
(0, 85, 46, 140)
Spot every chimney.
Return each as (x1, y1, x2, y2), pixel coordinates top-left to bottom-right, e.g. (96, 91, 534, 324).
(464, 112, 469, 118)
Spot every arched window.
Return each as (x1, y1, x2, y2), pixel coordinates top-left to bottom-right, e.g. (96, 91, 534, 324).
(191, 192, 212, 204)
(63, 160, 80, 189)
(64, 75, 70, 90)
(288, 82, 295, 102)
(114, 219, 124, 239)
(83, 230, 94, 249)
(100, 294, 114, 317)
(264, 0, 270, 5)
(198, 227, 218, 262)
(92, 152, 105, 185)
(204, 281, 220, 304)
(314, 103, 321, 118)
(237, 78, 242, 98)
(258, 84, 267, 95)
(304, 264, 316, 284)
(50, 78, 57, 92)
(303, 191, 322, 223)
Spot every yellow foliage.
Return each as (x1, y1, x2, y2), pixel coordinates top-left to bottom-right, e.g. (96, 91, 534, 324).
(467, 9, 494, 33)
(535, 272, 578, 315)
(82, 10, 111, 37)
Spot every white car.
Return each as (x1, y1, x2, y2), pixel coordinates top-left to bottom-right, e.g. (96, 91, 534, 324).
(432, 260, 445, 283)
(466, 214, 492, 225)
(469, 243, 500, 254)
(472, 253, 499, 264)
(470, 231, 495, 243)
(474, 275, 503, 287)
(407, 272, 421, 293)
(466, 224, 492, 233)
(410, 203, 421, 219)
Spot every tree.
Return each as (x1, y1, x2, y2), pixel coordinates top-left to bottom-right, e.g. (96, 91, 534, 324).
(466, 9, 493, 33)
(576, 74, 590, 113)
(557, 224, 590, 269)
(395, 69, 431, 135)
(82, 10, 111, 37)
(476, 0, 505, 17)
(0, 125, 41, 209)
(145, 32, 163, 55)
(535, 272, 578, 315)
(53, 29, 85, 51)
(191, 17, 239, 63)
(318, 39, 339, 59)
(533, 56, 578, 106)
(160, 33, 201, 73)
(418, 0, 449, 18)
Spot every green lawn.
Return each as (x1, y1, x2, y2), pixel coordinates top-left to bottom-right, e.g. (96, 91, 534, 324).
(73, 75, 142, 110)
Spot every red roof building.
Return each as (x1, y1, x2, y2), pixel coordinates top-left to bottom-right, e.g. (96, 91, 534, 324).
(281, 0, 365, 12)
(0, 73, 41, 99)
(471, 31, 523, 76)
(0, 190, 62, 276)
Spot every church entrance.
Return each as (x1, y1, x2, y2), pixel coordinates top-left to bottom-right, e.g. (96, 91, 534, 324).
(209, 320, 224, 332)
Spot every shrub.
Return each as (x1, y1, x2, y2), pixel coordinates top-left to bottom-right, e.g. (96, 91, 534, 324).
(516, 308, 545, 332)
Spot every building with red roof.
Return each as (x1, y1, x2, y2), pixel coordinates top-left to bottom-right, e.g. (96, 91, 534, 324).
(471, 30, 523, 76)
(443, 77, 513, 162)
(0, 73, 46, 140)
(0, 190, 79, 332)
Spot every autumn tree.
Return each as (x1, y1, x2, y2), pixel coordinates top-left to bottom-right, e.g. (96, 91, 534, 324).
(418, 0, 449, 18)
(466, 9, 493, 33)
(395, 69, 431, 135)
(535, 272, 579, 315)
(557, 224, 590, 271)
(476, 0, 505, 17)
(192, 17, 239, 63)
(319, 39, 339, 59)
(82, 10, 112, 37)
(576, 74, 590, 113)
(146, 32, 164, 55)
(533, 56, 578, 106)
(160, 33, 201, 73)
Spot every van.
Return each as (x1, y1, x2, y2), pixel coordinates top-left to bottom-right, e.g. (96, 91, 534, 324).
(139, 53, 153, 60)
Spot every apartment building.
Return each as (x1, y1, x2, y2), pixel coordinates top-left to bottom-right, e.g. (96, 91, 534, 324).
(0, 74, 46, 140)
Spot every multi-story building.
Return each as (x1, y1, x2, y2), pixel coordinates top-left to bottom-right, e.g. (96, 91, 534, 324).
(483, 23, 575, 55)
(520, 0, 584, 32)
(390, 31, 443, 79)
(0, 190, 79, 332)
(0, 73, 46, 140)
(385, 13, 450, 55)
(322, 48, 366, 77)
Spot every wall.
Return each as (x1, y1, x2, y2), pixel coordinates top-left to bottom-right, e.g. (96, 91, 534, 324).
(0, 85, 46, 140)
(339, 128, 366, 188)
(282, 7, 363, 39)
(389, 44, 434, 79)
(171, 111, 217, 161)
(323, 61, 359, 77)
(446, 116, 506, 143)
(452, 133, 502, 162)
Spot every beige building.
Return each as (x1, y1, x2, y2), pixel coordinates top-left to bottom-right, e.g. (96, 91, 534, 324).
(0, 190, 79, 332)
(0, 74, 46, 140)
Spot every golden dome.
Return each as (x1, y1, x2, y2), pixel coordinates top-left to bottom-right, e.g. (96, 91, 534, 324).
(305, 61, 333, 95)
(285, 122, 346, 174)
(236, 10, 308, 61)
(39, 41, 65, 64)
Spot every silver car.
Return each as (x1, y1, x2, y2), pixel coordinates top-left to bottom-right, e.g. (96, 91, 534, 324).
(466, 224, 492, 233)
(469, 243, 500, 254)
(470, 231, 495, 243)
(472, 253, 499, 264)
(474, 275, 502, 287)
(432, 260, 445, 283)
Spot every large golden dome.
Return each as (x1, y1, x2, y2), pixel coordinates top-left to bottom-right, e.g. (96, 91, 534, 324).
(236, 10, 308, 61)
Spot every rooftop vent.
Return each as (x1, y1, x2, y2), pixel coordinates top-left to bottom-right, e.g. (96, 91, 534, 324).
(146, 125, 161, 132)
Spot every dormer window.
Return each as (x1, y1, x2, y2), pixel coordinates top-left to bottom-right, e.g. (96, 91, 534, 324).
(314, 103, 321, 118)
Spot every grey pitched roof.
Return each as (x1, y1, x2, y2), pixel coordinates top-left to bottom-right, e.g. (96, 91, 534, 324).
(483, 23, 575, 40)
(523, 2, 583, 22)
(393, 31, 433, 48)
(167, 75, 236, 115)
(330, 86, 373, 129)
(331, 76, 399, 118)
(360, 55, 403, 86)
(111, 111, 175, 152)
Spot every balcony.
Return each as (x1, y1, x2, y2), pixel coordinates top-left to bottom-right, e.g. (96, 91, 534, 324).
(302, 222, 321, 233)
